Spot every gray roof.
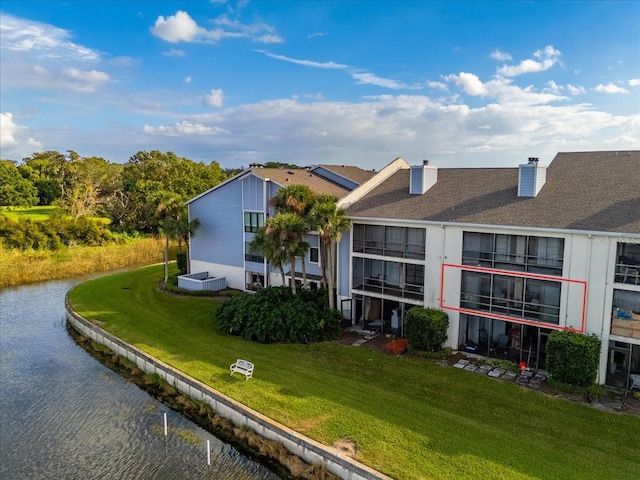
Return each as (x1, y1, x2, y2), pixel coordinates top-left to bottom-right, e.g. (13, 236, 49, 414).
(316, 164, 377, 185)
(250, 168, 351, 199)
(346, 151, 640, 234)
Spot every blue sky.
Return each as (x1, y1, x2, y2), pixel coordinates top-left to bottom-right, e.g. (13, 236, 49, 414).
(1, 1, 638, 170)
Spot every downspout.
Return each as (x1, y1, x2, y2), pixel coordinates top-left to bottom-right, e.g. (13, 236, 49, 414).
(599, 236, 613, 385)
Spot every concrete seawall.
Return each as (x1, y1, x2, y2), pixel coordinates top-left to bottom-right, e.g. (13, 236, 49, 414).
(65, 297, 392, 480)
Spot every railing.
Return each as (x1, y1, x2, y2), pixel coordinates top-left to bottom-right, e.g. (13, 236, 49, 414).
(177, 272, 227, 292)
(614, 263, 640, 286)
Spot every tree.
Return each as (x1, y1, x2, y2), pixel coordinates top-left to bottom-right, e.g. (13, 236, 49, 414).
(271, 184, 315, 287)
(264, 212, 308, 295)
(250, 225, 288, 286)
(154, 191, 185, 283)
(308, 196, 349, 309)
(0, 161, 38, 207)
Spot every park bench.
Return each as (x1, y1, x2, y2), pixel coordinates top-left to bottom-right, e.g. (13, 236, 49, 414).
(229, 359, 254, 381)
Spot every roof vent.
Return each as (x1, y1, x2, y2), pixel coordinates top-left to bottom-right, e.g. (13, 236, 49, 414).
(518, 157, 546, 197)
(410, 160, 437, 195)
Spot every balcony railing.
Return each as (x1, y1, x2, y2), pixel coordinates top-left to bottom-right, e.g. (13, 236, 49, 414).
(615, 263, 640, 286)
(177, 272, 227, 292)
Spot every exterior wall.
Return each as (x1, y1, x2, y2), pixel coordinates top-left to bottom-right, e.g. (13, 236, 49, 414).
(190, 260, 245, 291)
(345, 217, 640, 385)
(337, 230, 351, 298)
(190, 179, 244, 267)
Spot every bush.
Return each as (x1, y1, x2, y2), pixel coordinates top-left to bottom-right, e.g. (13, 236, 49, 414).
(546, 331, 601, 387)
(405, 307, 449, 352)
(176, 252, 187, 274)
(215, 286, 342, 344)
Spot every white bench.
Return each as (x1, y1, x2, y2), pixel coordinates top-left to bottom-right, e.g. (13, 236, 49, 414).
(230, 359, 254, 381)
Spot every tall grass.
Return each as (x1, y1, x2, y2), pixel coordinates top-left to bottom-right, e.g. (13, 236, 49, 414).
(0, 237, 166, 288)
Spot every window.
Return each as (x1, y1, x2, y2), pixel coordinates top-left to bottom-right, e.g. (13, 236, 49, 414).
(352, 258, 424, 300)
(460, 270, 561, 325)
(463, 232, 564, 276)
(244, 212, 264, 233)
(352, 223, 425, 259)
(244, 242, 264, 263)
(309, 247, 319, 263)
(615, 243, 640, 285)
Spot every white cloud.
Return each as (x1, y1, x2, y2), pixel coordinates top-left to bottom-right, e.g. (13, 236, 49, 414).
(256, 50, 416, 90)
(594, 83, 630, 94)
(150, 10, 282, 44)
(185, 76, 192, 84)
(445, 72, 487, 96)
(491, 49, 512, 61)
(151, 11, 204, 43)
(63, 67, 110, 91)
(0, 14, 99, 62)
(143, 121, 229, 136)
(566, 84, 587, 95)
(307, 32, 327, 39)
(629, 78, 640, 87)
(497, 45, 562, 77)
(162, 48, 186, 57)
(427, 81, 448, 91)
(0, 112, 42, 158)
(203, 89, 224, 107)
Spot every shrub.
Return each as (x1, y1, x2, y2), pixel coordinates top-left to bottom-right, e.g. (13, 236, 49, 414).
(176, 252, 187, 274)
(405, 307, 449, 352)
(215, 286, 341, 344)
(546, 331, 601, 387)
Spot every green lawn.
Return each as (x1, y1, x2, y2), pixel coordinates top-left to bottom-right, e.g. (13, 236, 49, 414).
(1, 205, 110, 223)
(1, 205, 59, 220)
(68, 264, 640, 480)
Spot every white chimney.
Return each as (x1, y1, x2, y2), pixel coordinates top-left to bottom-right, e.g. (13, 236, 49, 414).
(410, 160, 438, 195)
(518, 157, 547, 197)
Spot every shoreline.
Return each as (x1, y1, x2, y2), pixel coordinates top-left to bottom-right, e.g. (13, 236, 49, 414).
(65, 295, 391, 480)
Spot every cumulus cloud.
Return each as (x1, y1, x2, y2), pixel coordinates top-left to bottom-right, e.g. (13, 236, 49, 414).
(0, 112, 42, 157)
(594, 83, 630, 94)
(64, 67, 110, 89)
(497, 45, 562, 77)
(629, 78, 640, 87)
(203, 89, 224, 107)
(566, 84, 587, 95)
(150, 10, 282, 44)
(445, 72, 487, 96)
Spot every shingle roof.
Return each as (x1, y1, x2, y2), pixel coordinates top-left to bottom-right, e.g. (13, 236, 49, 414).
(346, 151, 640, 234)
(316, 164, 377, 185)
(250, 168, 351, 199)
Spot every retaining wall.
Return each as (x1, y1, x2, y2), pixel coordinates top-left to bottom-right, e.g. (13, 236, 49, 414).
(65, 297, 391, 480)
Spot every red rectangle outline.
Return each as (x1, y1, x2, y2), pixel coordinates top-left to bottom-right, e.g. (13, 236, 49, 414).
(440, 263, 587, 333)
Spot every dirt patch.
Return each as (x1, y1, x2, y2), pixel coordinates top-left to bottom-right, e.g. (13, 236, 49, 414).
(332, 438, 357, 458)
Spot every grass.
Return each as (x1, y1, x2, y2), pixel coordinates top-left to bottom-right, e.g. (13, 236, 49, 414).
(1, 205, 60, 220)
(68, 264, 640, 480)
(0, 238, 167, 288)
(0, 205, 110, 223)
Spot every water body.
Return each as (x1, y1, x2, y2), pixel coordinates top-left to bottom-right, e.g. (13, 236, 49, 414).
(0, 276, 281, 480)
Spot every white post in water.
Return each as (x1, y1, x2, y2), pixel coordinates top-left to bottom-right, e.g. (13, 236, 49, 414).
(163, 413, 168, 437)
(207, 440, 211, 465)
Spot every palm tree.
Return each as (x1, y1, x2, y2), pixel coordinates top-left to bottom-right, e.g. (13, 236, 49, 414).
(249, 227, 288, 286)
(264, 211, 308, 294)
(309, 196, 350, 309)
(271, 185, 315, 288)
(154, 191, 185, 283)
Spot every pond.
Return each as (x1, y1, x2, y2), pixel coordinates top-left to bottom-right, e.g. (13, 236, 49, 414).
(0, 276, 281, 480)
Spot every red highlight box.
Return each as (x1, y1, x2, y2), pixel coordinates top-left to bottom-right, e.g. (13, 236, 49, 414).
(440, 263, 587, 333)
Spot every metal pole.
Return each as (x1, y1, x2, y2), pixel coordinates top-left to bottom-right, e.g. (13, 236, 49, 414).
(207, 440, 211, 466)
(163, 413, 168, 437)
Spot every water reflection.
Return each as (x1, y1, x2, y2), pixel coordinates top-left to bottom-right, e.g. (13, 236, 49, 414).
(0, 277, 280, 480)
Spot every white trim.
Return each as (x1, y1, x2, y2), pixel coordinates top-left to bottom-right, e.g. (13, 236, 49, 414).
(338, 157, 410, 209)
